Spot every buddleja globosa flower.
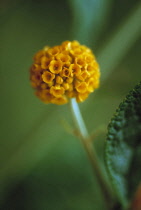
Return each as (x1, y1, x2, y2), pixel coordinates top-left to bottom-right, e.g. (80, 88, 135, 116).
(30, 41, 100, 105)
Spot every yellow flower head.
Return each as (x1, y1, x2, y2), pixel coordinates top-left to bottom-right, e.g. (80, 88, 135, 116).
(30, 41, 100, 105)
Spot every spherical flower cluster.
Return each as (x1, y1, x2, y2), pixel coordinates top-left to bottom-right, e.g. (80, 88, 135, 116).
(30, 41, 100, 105)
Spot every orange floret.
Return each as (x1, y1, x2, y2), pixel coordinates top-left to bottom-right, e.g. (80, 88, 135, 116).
(50, 85, 65, 98)
(69, 64, 81, 76)
(42, 71, 55, 84)
(49, 60, 62, 74)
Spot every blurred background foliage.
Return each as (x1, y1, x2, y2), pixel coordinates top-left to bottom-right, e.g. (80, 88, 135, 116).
(0, 0, 141, 209)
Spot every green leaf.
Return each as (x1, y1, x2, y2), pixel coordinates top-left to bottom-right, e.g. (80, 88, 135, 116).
(105, 82, 141, 208)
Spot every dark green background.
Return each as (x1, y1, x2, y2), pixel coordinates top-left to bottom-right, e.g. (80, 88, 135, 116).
(1, 0, 141, 209)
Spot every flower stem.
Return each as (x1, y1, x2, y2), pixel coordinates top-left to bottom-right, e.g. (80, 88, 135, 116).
(69, 98, 114, 209)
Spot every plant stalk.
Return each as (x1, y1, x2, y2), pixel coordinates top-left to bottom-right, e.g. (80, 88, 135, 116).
(69, 98, 114, 208)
